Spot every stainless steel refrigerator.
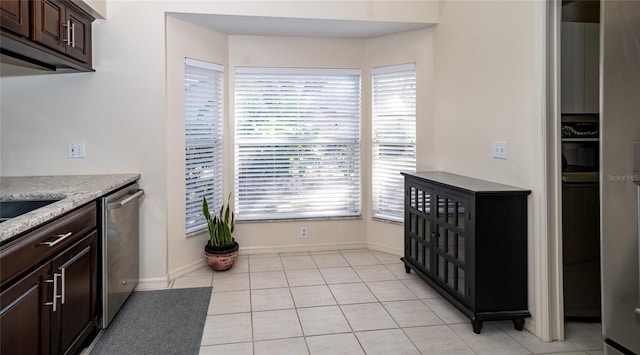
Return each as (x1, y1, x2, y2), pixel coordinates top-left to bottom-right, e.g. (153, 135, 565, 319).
(600, 1, 640, 354)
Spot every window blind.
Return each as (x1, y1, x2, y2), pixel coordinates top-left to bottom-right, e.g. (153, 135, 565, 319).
(234, 67, 362, 220)
(185, 58, 224, 234)
(372, 63, 416, 222)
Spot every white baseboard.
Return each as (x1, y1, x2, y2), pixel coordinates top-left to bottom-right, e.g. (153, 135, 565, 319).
(169, 258, 208, 281)
(524, 318, 536, 334)
(135, 276, 170, 291)
(238, 241, 368, 255)
(366, 242, 403, 256)
(162, 241, 401, 287)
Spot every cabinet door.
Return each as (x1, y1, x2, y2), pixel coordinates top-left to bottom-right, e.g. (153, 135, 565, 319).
(64, 5, 91, 63)
(0, 263, 52, 355)
(0, 0, 30, 36)
(433, 192, 468, 299)
(32, 0, 65, 53)
(50, 231, 97, 355)
(405, 182, 434, 274)
(561, 22, 600, 114)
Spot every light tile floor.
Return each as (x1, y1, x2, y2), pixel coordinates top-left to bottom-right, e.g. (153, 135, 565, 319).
(170, 249, 604, 355)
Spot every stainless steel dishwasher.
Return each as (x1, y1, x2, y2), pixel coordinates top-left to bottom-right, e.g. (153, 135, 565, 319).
(99, 183, 144, 328)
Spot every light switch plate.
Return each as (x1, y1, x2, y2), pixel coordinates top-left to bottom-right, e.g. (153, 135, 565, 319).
(493, 141, 508, 159)
(68, 143, 86, 158)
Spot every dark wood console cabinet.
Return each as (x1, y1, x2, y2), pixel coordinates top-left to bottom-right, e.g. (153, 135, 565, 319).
(0, 0, 94, 71)
(0, 202, 98, 354)
(402, 171, 531, 334)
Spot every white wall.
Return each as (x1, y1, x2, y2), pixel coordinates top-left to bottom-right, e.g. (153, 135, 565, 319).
(0, 1, 438, 288)
(226, 35, 369, 255)
(364, 28, 435, 254)
(0, 3, 171, 289)
(0, 0, 555, 340)
(74, 0, 107, 19)
(431, 0, 547, 336)
(165, 15, 229, 279)
(165, 27, 435, 275)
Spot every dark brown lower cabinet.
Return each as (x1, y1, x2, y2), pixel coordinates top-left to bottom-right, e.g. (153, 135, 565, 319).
(0, 263, 51, 355)
(51, 231, 98, 354)
(0, 203, 98, 355)
(402, 172, 531, 334)
(562, 181, 601, 318)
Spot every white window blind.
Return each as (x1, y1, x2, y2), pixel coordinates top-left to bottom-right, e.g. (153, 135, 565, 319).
(185, 58, 224, 234)
(235, 67, 362, 220)
(372, 63, 416, 222)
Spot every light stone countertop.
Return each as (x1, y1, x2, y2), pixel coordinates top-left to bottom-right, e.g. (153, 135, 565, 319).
(0, 174, 140, 242)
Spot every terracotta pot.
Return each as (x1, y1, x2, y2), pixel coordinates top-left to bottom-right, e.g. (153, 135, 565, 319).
(204, 241, 239, 271)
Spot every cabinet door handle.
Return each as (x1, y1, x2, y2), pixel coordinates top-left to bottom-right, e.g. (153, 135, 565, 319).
(40, 232, 73, 247)
(44, 273, 62, 312)
(637, 186, 640, 315)
(60, 268, 66, 304)
(62, 20, 72, 45)
(70, 22, 75, 48)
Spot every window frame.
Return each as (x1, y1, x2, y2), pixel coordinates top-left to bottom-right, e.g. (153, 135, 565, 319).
(184, 58, 225, 235)
(234, 66, 363, 222)
(371, 63, 417, 223)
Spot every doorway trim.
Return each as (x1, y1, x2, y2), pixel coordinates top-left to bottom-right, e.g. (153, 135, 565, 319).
(541, 0, 565, 342)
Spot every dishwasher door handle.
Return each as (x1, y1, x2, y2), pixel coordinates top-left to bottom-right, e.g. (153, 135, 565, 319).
(108, 189, 144, 209)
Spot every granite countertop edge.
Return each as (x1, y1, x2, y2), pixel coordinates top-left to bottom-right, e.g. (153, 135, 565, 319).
(0, 174, 141, 242)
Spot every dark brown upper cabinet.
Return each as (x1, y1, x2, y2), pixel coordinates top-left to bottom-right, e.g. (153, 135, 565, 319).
(0, 0, 30, 37)
(32, 0, 92, 64)
(0, 0, 94, 72)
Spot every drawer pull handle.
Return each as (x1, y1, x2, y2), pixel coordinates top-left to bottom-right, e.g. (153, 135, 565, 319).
(41, 232, 73, 247)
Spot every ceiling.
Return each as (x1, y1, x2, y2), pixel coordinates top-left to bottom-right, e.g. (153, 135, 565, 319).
(168, 13, 433, 39)
(1, 13, 433, 76)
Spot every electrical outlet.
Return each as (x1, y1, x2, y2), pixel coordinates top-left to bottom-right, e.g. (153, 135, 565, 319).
(67, 143, 86, 158)
(492, 141, 507, 159)
(300, 227, 308, 239)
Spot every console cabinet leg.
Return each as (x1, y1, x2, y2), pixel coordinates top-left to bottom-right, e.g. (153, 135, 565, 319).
(405, 265, 411, 274)
(471, 319, 483, 334)
(513, 318, 525, 331)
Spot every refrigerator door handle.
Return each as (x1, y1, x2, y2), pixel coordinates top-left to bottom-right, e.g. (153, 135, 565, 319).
(635, 143, 640, 321)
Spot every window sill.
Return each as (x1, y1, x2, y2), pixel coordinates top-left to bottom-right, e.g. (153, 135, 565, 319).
(237, 215, 362, 224)
(372, 216, 403, 225)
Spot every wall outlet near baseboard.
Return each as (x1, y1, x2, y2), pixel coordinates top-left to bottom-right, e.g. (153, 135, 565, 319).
(300, 227, 308, 239)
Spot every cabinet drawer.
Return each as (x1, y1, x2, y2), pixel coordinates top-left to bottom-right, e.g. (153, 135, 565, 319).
(0, 202, 96, 287)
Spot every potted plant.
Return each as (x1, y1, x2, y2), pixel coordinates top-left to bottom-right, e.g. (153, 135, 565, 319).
(202, 193, 239, 271)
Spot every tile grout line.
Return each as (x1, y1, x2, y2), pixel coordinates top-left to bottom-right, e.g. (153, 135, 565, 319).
(197, 249, 604, 354)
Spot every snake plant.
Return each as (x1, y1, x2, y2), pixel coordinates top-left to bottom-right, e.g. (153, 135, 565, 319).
(202, 194, 235, 247)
